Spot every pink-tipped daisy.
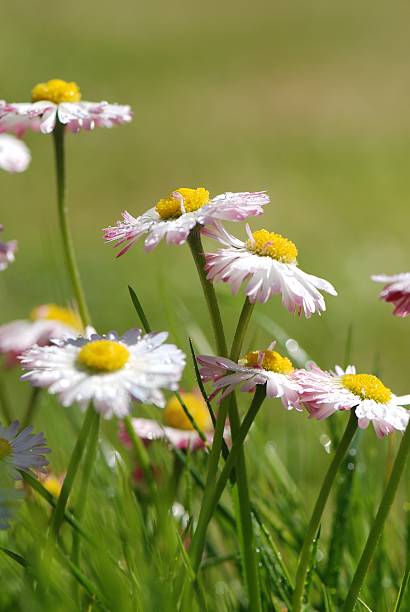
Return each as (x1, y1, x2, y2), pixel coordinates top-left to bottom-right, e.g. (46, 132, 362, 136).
(20, 328, 186, 419)
(198, 343, 301, 409)
(103, 187, 269, 254)
(0, 421, 50, 480)
(120, 390, 226, 451)
(0, 304, 83, 367)
(295, 364, 410, 438)
(0, 134, 31, 173)
(203, 223, 337, 317)
(0, 225, 17, 271)
(0, 79, 132, 136)
(372, 273, 410, 318)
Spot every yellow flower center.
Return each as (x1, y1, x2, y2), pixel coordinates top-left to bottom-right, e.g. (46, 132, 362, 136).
(342, 373, 392, 404)
(42, 476, 62, 498)
(155, 187, 210, 220)
(31, 79, 81, 104)
(77, 340, 130, 373)
(247, 229, 298, 263)
(30, 304, 83, 331)
(163, 392, 212, 431)
(242, 350, 294, 374)
(0, 438, 12, 460)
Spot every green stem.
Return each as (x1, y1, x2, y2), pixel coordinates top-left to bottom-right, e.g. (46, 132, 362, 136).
(21, 387, 41, 429)
(53, 121, 91, 327)
(190, 386, 266, 572)
(230, 298, 255, 362)
(187, 227, 228, 357)
(342, 424, 410, 612)
(51, 406, 97, 535)
(71, 413, 100, 569)
(292, 410, 358, 612)
(123, 415, 152, 484)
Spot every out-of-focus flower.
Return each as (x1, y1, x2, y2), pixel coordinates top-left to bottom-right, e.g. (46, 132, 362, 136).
(120, 390, 226, 451)
(295, 364, 410, 438)
(0, 482, 23, 530)
(372, 273, 410, 318)
(20, 328, 186, 419)
(0, 134, 31, 172)
(0, 421, 50, 479)
(0, 304, 82, 367)
(198, 343, 301, 409)
(0, 79, 132, 136)
(103, 187, 269, 254)
(0, 225, 17, 271)
(203, 223, 337, 317)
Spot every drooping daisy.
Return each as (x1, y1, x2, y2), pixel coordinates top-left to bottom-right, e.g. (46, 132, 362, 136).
(20, 328, 186, 419)
(0, 225, 17, 271)
(120, 390, 219, 451)
(295, 364, 410, 438)
(103, 187, 269, 254)
(0, 79, 132, 136)
(198, 343, 301, 409)
(0, 134, 31, 172)
(203, 223, 337, 317)
(372, 273, 410, 318)
(0, 304, 83, 367)
(0, 421, 50, 480)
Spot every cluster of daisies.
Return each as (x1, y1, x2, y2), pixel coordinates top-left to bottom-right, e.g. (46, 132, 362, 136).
(0, 78, 409, 521)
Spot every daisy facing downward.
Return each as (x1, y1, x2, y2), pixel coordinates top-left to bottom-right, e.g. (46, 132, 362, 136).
(295, 364, 410, 438)
(20, 328, 186, 419)
(104, 187, 269, 254)
(203, 223, 337, 317)
(0, 79, 132, 135)
(198, 343, 301, 409)
(372, 273, 410, 318)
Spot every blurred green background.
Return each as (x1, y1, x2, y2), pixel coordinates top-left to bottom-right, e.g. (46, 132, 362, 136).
(0, 2, 409, 605)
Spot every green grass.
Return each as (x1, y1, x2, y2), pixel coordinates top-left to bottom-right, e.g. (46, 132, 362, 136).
(0, 1, 409, 609)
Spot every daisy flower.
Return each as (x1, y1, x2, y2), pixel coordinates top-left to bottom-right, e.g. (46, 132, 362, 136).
(372, 273, 410, 318)
(0, 134, 31, 172)
(0, 225, 17, 271)
(103, 187, 269, 254)
(295, 364, 410, 438)
(0, 304, 83, 367)
(0, 421, 50, 480)
(203, 223, 337, 317)
(0, 79, 132, 136)
(198, 343, 301, 409)
(0, 484, 23, 530)
(20, 328, 186, 419)
(120, 390, 221, 451)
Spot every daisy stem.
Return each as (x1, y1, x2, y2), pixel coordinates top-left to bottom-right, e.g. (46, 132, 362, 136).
(342, 424, 410, 612)
(21, 387, 41, 429)
(51, 405, 97, 536)
(230, 298, 255, 362)
(292, 410, 358, 612)
(53, 121, 91, 327)
(0, 375, 12, 424)
(187, 227, 228, 357)
(189, 386, 266, 571)
(71, 412, 100, 595)
(123, 415, 152, 483)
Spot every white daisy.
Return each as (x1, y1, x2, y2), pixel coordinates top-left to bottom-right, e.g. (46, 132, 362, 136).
(0, 225, 17, 271)
(120, 391, 225, 451)
(19, 328, 186, 419)
(103, 187, 269, 254)
(295, 364, 410, 438)
(0, 79, 132, 136)
(0, 304, 82, 367)
(0, 134, 31, 173)
(0, 421, 50, 480)
(198, 343, 301, 409)
(203, 223, 337, 317)
(372, 273, 410, 318)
